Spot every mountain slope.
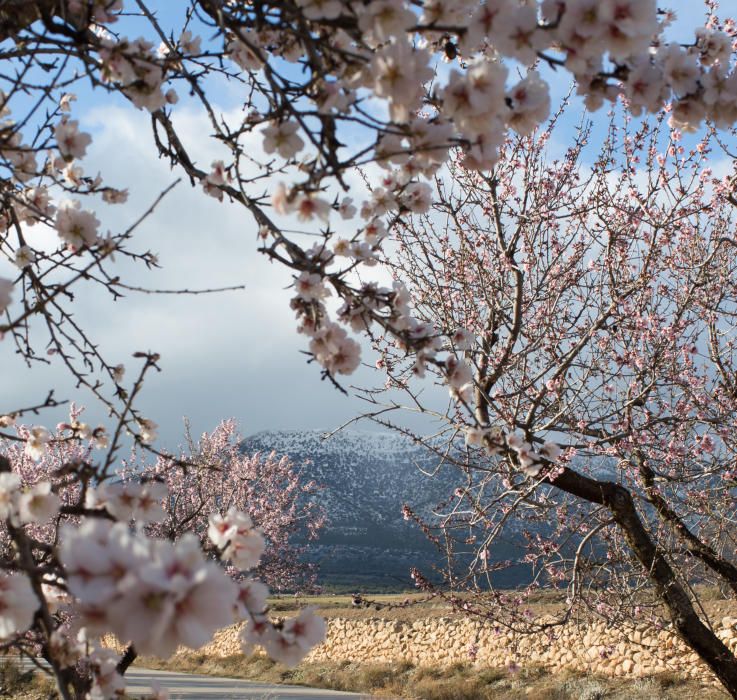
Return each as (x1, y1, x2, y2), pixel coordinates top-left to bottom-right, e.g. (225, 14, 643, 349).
(242, 430, 521, 590)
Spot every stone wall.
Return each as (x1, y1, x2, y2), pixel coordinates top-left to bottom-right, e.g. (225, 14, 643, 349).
(197, 615, 737, 683)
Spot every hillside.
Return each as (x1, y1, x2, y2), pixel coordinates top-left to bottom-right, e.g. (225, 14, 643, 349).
(242, 430, 526, 590)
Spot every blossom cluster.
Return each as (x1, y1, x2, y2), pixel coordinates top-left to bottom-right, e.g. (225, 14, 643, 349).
(0, 573, 39, 639)
(208, 507, 267, 570)
(0, 416, 326, 697)
(59, 520, 238, 658)
(465, 427, 562, 477)
(0, 472, 60, 524)
(90, 480, 168, 524)
(215, 0, 734, 397)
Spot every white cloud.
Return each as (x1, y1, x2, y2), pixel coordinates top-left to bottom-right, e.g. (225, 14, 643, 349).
(0, 104, 388, 449)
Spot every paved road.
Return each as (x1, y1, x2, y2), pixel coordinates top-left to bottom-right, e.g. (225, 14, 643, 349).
(15, 659, 374, 699)
(124, 667, 374, 699)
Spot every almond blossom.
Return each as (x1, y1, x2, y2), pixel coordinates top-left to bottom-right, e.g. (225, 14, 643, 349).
(58, 520, 241, 658)
(0, 573, 38, 639)
(294, 193, 331, 223)
(13, 245, 35, 269)
(260, 607, 326, 668)
(305, 321, 362, 375)
(17, 481, 60, 524)
(92, 481, 167, 524)
(227, 34, 264, 71)
(53, 118, 92, 161)
(55, 200, 100, 250)
(137, 418, 158, 444)
(86, 648, 126, 700)
(262, 121, 305, 160)
(208, 508, 266, 571)
(110, 534, 238, 657)
(0, 473, 20, 520)
(235, 578, 269, 618)
(24, 426, 51, 461)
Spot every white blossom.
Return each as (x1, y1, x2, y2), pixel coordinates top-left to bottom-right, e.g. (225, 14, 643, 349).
(357, 1, 416, 45)
(402, 181, 432, 213)
(227, 33, 264, 71)
(208, 508, 266, 570)
(24, 426, 51, 461)
(13, 245, 36, 269)
(307, 322, 362, 375)
(0, 573, 38, 639)
(87, 648, 126, 700)
(0, 473, 20, 520)
(369, 40, 433, 122)
(507, 72, 551, 136)
(262, 121, 304, 160)
(263, 607, 326, 667)
(294, 272, 330, 302)
(451, 328, 475, 350)
(659, 44, 701, 96)
(179, 30, 202, 55)
(54, 118, 92, 160)
(235, 578, 269, 618)
(493, 5, 547, 66)
(112, 364, 125, 383)
(55, 200, 100, 250)
(296, 0, 344, 21)
(18, 481, 60, 523)
(338, 197, 356, 220)
(138, 418, 158, 444)
(110, 534, 238, 656)
(60, 523, 239, 657)
(696, 27, 732, 66)
(295, 193, 331, 222)
(94, 481, 167, 524)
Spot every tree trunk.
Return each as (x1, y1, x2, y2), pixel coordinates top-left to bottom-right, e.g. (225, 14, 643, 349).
(551, 467, 737, 698)
(116, 644, 138, 675)
(635, 454, 737, 597)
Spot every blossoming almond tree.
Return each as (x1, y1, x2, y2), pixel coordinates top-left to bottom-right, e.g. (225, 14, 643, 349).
(1, 0, 737, 698)
(368, 109, 737, 693)
(0, 411, 326, 698)
(136, 419, 325, 593)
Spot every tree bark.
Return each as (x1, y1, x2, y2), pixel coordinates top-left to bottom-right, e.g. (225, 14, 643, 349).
(116, 643, 137, 675)
(0, 1, 61, 41)
(635, 455, 737, 597)
(551, 466, 737, 697)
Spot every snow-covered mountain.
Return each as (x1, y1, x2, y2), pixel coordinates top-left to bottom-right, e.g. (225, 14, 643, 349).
(244, 430, 455, 526)
(241, 430, 519, 590)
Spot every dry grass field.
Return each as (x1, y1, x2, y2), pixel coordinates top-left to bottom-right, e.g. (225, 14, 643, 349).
(135, 591, 735, 699)
(137, 653, 728, 699)
(272, 588, 737, 625)
(6, 593, 733, 698)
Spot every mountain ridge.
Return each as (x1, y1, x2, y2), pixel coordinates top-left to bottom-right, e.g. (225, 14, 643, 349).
(242, 429, 457, 589)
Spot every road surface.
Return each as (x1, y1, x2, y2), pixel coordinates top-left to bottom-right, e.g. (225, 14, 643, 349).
(124, 667, 374, 699)
(15, 658, 374, 700)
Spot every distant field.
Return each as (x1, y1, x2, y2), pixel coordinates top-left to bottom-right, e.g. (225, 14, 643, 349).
(270, 591, 462, 622)
(270, 588, 737, 624)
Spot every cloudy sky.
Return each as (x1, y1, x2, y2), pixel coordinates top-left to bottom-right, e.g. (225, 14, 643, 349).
(1, 102, 401, 450)
(0, 2, 724, 451)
